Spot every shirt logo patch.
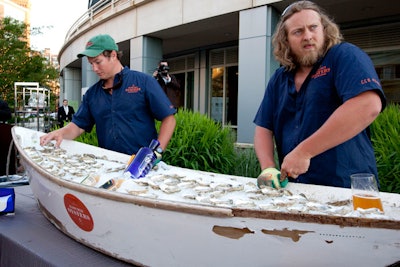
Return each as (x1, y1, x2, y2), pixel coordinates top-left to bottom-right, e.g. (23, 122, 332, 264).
(125, 85, 141, 93)
(361, 78, 381, 87)
(312, 65, 330, 79)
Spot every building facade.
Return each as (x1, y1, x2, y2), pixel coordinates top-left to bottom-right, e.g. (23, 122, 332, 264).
(0, 0, 30, 22)
(58, 0, 400, 144)
(0, 0, 30, 45)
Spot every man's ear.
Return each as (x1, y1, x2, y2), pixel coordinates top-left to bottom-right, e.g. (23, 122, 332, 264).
(112, 50, 118, 59)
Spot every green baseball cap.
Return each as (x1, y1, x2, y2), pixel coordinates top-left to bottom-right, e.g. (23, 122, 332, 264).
(77, 34, 119, 58)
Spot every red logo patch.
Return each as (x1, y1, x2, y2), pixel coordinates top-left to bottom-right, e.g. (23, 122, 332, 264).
(64, 193, 94, 232)
(86, 41, 93, 48)
(125, 85, 141, 93)
(311, 65, 330, 79)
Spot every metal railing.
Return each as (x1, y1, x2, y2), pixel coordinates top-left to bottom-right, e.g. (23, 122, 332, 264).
(63, 0, 145, 47)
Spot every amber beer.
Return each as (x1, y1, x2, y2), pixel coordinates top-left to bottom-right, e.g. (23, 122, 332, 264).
(350, 173, 384, 213)
(352, 193, 384, 212)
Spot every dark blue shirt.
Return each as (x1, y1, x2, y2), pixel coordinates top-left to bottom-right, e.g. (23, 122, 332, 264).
(254, 43, 386, 188)
(72, 67, 176, 155)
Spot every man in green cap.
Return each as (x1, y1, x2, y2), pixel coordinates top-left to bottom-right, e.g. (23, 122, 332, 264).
(41, 34, 176, 172)
(77, 34, 119, 57)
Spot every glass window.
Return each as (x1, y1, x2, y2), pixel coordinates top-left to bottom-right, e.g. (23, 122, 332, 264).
(211, 67, 224, 123)
(370, 50, 400, 104)
(210, 65, 238, 127)
(209, 47, 239, 132)
(185, 71, 194, 110)
(167, 57, 195, 110)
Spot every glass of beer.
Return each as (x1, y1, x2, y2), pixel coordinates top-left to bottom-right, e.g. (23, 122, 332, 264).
(350, 173, 384, 212)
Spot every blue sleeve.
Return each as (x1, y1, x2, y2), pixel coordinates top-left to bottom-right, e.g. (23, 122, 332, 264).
(253, 68, 285, 130)
(144, 74, 177, 120)
(71, 87, 96, 133)
(331, 43, 386, 109)
(254, 86, 273, 129)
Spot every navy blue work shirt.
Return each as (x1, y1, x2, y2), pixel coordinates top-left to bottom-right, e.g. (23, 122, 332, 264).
(72, 67, 176, 155)
(254, 43, 386, 188)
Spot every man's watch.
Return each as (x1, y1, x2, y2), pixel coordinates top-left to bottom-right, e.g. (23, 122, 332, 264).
(156, 147, 163, 154)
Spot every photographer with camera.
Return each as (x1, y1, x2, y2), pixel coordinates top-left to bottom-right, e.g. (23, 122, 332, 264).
(153, 59, 181, 108)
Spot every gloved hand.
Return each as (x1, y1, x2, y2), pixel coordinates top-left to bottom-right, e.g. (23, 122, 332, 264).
(257, 167, 288, 189)
(153, 151, 162, 166)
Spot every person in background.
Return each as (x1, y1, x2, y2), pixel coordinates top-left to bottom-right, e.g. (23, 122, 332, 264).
(153, 59, 181, 108)
(0, 99, 15, 175)
(253, 1, 385, 188)
(57, 99, 75, 127)
(40, 34, 176, 161)
(0, 99, 11, 123)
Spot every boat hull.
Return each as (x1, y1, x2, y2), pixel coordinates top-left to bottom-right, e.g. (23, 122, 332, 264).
(12, 127, 400, 267)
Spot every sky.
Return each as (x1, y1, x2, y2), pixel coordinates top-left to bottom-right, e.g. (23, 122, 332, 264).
(29, 0, 88, 53)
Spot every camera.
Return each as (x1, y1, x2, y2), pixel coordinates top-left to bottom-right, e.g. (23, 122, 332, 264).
(158, 65, 170, 77)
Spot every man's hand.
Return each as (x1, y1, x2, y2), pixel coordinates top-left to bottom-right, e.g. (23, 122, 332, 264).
(40, 123, 84, 148)
(39, 129, 64, 148)
(152, 70, 158, 78)
(153, 151, 162, 166)
(280, 148, 311, 180)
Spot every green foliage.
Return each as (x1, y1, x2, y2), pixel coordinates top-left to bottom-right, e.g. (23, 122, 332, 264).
(74, 127, 99, 147)
(0, 17, 59, 109)
(74, 110, 238, 174)
(51, 123, 99, 147)
(0, 17, 28, 104)
(370, 103, 400, 193)
(157, 109, 237, 174)
(231, 147, 260, 178)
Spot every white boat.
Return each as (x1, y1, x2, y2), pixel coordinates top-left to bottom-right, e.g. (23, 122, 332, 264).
(12, 126, 400, 267)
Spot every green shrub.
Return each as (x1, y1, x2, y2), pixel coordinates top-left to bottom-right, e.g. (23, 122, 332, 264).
(71, 110, 242, 175)
(231, 146, 260, 178)
(74, 126, 99, 147)
(52, 123, 99, 147)
(157, 109, 237, 174)
(370, 103, 400, 193)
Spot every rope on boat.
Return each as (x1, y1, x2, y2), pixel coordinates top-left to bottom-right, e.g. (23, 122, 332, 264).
(6, 139, 13, 178)
(0, 139, 28, 187)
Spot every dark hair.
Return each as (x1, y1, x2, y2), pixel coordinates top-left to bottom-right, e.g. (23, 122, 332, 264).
(272, 1, 343, 70)
(158, 59, 169, 65)
(103, 50, 123, 60)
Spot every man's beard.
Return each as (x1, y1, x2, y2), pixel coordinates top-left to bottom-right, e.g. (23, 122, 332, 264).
(294, 46, 325, 67)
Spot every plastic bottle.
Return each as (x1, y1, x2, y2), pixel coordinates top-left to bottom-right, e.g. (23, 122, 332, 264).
(80, 174, 100, 186)
(124, 139, 159, 179)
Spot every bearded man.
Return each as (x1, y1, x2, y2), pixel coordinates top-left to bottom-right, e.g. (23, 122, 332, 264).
(253, 1, 386, 188)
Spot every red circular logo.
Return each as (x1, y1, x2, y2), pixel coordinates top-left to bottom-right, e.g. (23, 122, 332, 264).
(64, 193, 94, 232)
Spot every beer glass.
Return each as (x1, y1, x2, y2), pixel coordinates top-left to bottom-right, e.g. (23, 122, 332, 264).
(350, 173, 383, 212)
